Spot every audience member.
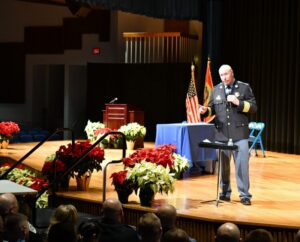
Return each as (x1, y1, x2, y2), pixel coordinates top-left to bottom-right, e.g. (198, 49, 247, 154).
(96, 198, 139, 242)
(49, 204, 78, 227)
(216, 222, 241, 242)
(295, 230, 300, 242)
(78, 219, 100, 242)
(47, 222, 77, 242)
(46, 204, 78, 242)
(0, 193, 39, 241)
(138, 212, 162, 242)
(163, 228, 189, 242)
(3, 213, 30, 242)
(245, 229, 273, 242)
(156, 204, 196, 242)
(0, 193, 19, 217)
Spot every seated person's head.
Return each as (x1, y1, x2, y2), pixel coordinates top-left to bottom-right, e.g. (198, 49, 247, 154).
(163, 228, 189, 242)
(78, 219, 100, 242)
(48, 222, 77, 242)
(101, 198, 123, 224)
(0, 193, 19, 216)
(3, 213, 29, 242)
(50, 204, 78, 226)
(245, 229, 273, 242)
(138, 213, 162, 242)
(156, 204, 177, 233)
(216, 222, 241, 242)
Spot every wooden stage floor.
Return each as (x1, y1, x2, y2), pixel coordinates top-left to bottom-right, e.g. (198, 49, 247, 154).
(1, 141, 300, 239)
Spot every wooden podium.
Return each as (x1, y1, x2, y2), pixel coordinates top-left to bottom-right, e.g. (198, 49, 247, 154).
(102, 103, 144, 130)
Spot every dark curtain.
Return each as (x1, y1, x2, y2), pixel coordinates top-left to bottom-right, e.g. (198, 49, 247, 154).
(80, 0, 300, 154)
(74, 0, 206, 20)
(220, 0, 300, 154)
(86, 63, 190, 141)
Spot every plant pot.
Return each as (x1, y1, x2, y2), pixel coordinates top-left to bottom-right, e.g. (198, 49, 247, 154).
(139, 187, 155, 207)
(76, 173, 92, 191)
(50, 175, 70, 192)
(126, 140, 135, 150)
(60, 175, 71, 191)
(116, 188, 133, 204)
(0, 139, 9, 149)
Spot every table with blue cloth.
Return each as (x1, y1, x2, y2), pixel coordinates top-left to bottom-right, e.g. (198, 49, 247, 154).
(155, 123, 217, 169)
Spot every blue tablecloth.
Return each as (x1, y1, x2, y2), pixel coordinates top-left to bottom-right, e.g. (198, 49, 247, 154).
(155, 123, 217, 166)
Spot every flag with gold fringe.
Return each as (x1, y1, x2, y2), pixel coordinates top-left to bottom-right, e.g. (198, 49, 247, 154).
(186, 64, 201, 123)
(203, 59, 215, 123)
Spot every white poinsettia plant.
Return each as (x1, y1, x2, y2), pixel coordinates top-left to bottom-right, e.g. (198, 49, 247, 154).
(126, 160, 175, 195)
(84, 120, 105, 142)
(118, 122, 146, 141)
(172, 153, 190, 177)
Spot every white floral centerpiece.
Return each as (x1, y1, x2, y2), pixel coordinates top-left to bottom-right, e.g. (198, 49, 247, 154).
(126, 160, 175, 206)
(84, 120, 105, 142)
(172, 153, 190, 179)
(118, 122, 146, 141)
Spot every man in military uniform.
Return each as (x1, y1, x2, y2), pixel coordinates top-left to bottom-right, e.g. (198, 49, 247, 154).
(200, 64, 257, 205)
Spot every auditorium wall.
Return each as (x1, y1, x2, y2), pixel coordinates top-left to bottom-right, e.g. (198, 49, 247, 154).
(0, 0, 202, 139)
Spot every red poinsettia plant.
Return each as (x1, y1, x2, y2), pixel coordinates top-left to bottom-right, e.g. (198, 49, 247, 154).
(0, 121, 20, 140)
(42, 141, 105, 179)
(110, 170, 137, 193)
(122, 144, 189, 178)
(122, 144, 176, 168)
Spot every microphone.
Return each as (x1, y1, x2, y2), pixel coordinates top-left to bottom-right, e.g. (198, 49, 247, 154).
(109, 97, 118, 104)
(225, 86, 232, 107)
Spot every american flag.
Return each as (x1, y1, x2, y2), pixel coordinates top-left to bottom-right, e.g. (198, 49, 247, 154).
(186, 66, 201, 123)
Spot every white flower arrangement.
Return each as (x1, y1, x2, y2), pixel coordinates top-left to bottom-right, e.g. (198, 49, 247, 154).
(84, 120, 105, 142)
(171, 153, 190, 178)
(118, 122, 146, 141)
(126, 160, 175, 195)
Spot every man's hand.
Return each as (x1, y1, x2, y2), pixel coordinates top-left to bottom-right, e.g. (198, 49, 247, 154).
(227, 95, 240, 106)
(199, 105, 208, 114)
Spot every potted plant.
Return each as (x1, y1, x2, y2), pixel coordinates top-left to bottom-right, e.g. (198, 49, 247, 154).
(94, 127, 112, 148)
(0, 163, 48, 208)
(0, 121, 20, 148)
(84, 120, 105, 142)
(118, 122, 146, 149)
(122, 144, 189, 179)
(126, 160, 175, 206)
(42, 141, 105, 191)
(171, 153, 190, 179)
(110, 170, 137, 203)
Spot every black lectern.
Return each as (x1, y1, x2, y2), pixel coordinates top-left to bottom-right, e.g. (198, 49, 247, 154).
(199, 141, 238, 207)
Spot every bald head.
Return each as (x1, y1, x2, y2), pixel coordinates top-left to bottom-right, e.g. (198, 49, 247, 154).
(219, 64, 235, 86)
(156, 204, 177, 232)
(102, 198, 123, 223)
(217, 222, 240, 242)
(0, 193, 19, 216)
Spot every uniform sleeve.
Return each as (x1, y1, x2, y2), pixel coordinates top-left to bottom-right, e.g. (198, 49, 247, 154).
(237, 85, 257, 114)
(203, 89, 215, 117)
